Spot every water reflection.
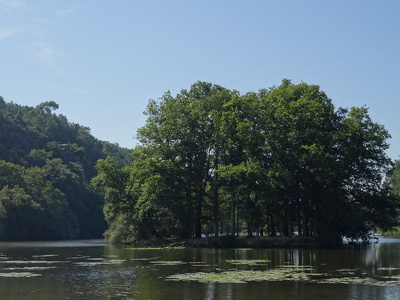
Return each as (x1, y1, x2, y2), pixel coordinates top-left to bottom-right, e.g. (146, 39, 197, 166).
(0, 239, 399, 299)
(0, 239, 107, 248)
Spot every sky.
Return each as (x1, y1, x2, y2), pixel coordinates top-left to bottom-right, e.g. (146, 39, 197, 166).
(1, 0, 400, 159)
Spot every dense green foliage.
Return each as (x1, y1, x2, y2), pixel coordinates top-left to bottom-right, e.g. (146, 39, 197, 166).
(387, 160, 400, 196)
(0, 97, 132, 240)
(94, 80, 399, 246)
(381, 160, 400, 235)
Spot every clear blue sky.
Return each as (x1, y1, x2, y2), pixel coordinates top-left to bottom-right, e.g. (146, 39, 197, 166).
(1, 0, 400, 159)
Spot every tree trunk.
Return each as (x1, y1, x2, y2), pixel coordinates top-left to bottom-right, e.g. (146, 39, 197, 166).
(269, 214, 276, 236)
(297, 201, 302, 235)
(230, 194, 235, 236)
(236, 206, 240, 237)
(247, 222, 253, 237)
(302, 200, 309, 236)
(194, 190, 202, 238)
(282, 198, 289, 237)
(213, 182, 219, 237)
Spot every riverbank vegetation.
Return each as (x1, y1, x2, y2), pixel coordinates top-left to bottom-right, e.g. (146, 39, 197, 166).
(93, 80, 400, 246)
(1, 80, 399, 245)
(0, 98, 132, 240)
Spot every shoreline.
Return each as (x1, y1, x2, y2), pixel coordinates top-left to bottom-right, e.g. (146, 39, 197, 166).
(188, 236, 318, 248)
(127, 236, 319, 249)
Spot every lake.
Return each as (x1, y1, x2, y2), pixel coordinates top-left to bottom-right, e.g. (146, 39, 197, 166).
(0, 237, 399, 299)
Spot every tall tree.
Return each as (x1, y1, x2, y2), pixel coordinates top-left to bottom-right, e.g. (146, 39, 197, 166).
(135, 82, 234, 238)
(100, 80, 398, 245)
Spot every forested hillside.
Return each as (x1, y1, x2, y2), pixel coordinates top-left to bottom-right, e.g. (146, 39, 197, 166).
(94, 80, 400, 246)
(0, 97, 132, 240)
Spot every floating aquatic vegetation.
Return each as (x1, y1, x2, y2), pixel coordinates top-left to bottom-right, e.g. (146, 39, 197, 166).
(277, 265, 314, 269)
(188, 262, 209, 267)
(166, 269, 310, 284)
(189, 261, 207, 264)
(130, 257, 160, 261)
(166, 266, 400, 286)
(377, 267, 400, 271)
(189, 264, 210, 267)
(376, 275, 400, 279)
(333, 268, 358, 276)
(32, 254, 58, 258)
(226, 259, 271, 266)
(74, 259, 125, 266)
(127, 247, 186, 250)
(318, 276, 400, 286)
(74, 262, 106, 266)
(0, 272, 42, 278)
(336, 268, 359, 272)
(102, 259, 125, 264)
(167, 271, 247, 283)
(1, 260, 68, 264)
(126, 248, 162, 250)
(66, 256, 90, 260)
(149, 260, 186, 266)
(3, 266, 56, 271)
(166, 268, 320, 284)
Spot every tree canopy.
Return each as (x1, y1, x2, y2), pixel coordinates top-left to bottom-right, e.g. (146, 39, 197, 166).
(94, 80, 399, 245)
(0, 98, 132, 240)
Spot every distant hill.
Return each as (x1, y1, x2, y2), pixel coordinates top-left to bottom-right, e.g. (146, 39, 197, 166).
(0, 96, 132, 240)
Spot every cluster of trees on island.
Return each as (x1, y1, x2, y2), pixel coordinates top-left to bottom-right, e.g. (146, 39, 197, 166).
(0, 98, 131, 240)
(93, 80, 400, 246)
(1, 80, 400, 245)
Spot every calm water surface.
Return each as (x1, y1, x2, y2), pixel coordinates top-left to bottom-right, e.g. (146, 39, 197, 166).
(0, 237, 399, 300)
